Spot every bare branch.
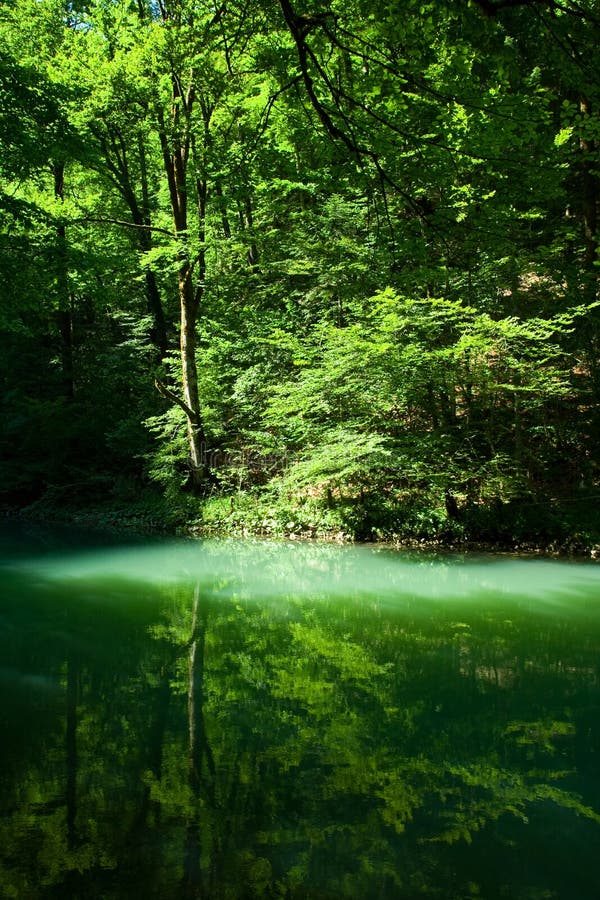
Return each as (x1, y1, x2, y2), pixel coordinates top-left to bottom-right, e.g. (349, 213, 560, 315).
(155, 378, 203, 426)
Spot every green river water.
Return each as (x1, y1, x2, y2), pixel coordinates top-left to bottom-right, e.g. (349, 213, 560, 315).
(1, 522, 600, 899)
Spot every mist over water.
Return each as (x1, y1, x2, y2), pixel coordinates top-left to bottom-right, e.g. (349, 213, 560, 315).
(2, 523, 600, 899)
(5, 532, 600, 608)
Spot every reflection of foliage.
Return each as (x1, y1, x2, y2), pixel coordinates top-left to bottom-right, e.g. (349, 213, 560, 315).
(1, 561, 600, 898)
(504, 718, 577, 755)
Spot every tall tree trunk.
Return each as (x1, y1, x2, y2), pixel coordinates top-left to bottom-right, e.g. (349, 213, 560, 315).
(580, 98, 598, 299)
(214, 180, 232, 238)
(180, 270, 207, 487)
(156, 88, 210, 491)
(138, 133, 169, 357)
(100, 130, 169, 358)
(145, 268, 168, 358)
(52, 161, 74, 399)
(241, 195, 259, 270)
(579, 98, 600, 411)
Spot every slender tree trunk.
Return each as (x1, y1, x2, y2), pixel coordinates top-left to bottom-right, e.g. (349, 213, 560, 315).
(134, 200, 168, 358)
(145, 269, 168, 358)
(180, 272, 207, 486)
(156, 90, 210, 490)
(53, 162, 74, 399)
(101, 129, 169, 358)
(580, 98, 598, 288)
(514, 375, 523, 469)
(138, 133, 169, 357)
(578, 98, 600, 409)
(242, 195, 259, 270)
(125, 182, 169, 357)
(214, 180, 232, 238)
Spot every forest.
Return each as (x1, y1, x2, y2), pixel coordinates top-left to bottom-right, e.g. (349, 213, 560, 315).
(1, 0, 599, 548)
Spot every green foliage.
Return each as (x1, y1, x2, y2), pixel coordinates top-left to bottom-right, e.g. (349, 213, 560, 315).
(1, 0, 600, 546)
(260, 291, 586, 511)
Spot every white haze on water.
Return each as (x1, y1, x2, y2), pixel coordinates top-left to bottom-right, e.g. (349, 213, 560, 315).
(4, 539, 600, 610)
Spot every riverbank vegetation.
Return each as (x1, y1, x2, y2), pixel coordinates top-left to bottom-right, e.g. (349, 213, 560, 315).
(1, 0, 600, 549)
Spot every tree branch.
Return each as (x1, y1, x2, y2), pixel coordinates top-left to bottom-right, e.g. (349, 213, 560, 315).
(155, 378, 202, 426)
(73, 217, 174, 237)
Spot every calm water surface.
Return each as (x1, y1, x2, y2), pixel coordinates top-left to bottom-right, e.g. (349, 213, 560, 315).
(1, 523, 600, 899)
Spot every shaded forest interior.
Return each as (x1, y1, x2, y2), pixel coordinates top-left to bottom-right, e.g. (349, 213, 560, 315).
(1, 0, 600, 547)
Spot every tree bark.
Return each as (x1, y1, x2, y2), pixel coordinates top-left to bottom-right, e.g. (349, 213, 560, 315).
(156, 84, 210, 490)
(52, 161, 74, 399)
(138, 132, 169, 356)
(180, 273, 208, 486)
(580, 98, 598, 300)
(214, 180, 232, 238)
(100, 130, 169, 357)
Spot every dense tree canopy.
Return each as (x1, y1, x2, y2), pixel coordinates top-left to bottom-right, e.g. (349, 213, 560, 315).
(1, 0, 599, 543)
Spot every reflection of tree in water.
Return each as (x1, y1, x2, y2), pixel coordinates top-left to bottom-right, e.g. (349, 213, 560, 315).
(1, 573, 600, 898)
(152, 588, 600, 899)
(66, 651, 78, 853)
(183, 584, 216, 898)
